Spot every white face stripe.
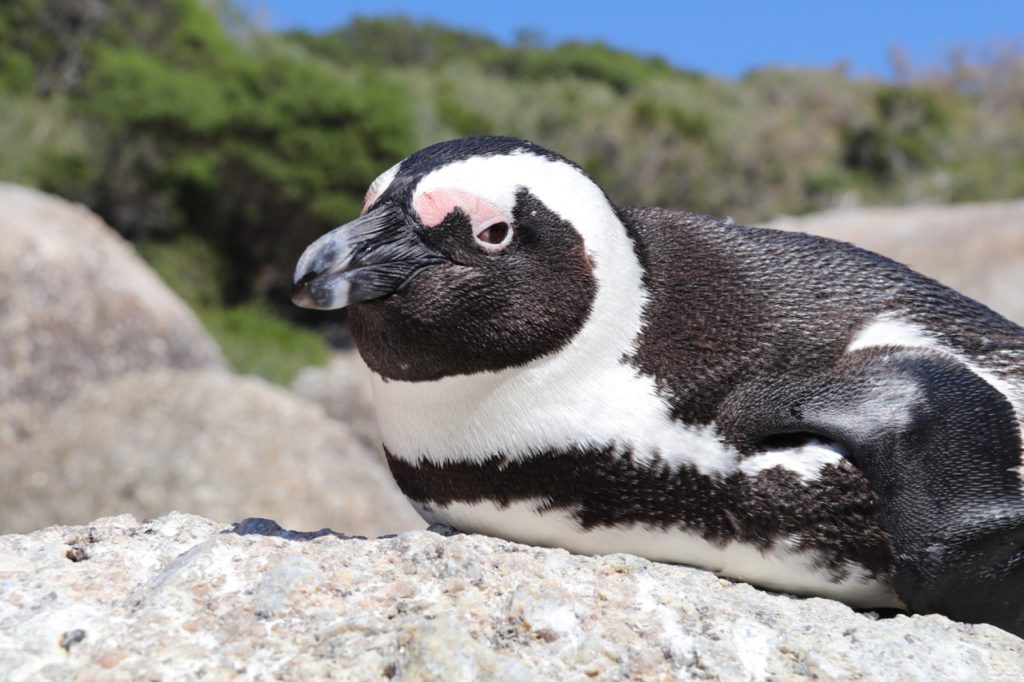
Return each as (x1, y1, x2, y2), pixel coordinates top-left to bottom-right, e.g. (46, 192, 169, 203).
(411, 150, 641, 362)
(361, 162, 401, 214)
(412, 150, 625, 267)
(412, 499, 901, 609)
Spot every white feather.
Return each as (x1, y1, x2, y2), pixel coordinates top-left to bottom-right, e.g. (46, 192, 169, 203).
(414, 499, 901, 609)
(847, 315, 940, 352)
(363, 161, 400, 210)
(739, 442, 846, 480)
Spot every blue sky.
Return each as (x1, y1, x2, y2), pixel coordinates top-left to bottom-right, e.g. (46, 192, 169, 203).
(240, 1, 1024, 79)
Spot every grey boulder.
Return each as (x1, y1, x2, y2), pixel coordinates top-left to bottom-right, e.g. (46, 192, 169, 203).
(0, 183, 224, 407)
(0, 513, 1020, 680)
(0, 370, 423, 536)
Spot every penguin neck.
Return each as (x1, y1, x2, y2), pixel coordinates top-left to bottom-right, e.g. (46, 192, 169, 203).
(369, 209, 739, 477)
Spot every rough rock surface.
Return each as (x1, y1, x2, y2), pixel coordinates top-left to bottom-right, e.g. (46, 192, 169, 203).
(765, 200, 1024, 325)
(0, 513, 1020, 680)
(0, 371, 423, 536)
(0, 183, 225, 407)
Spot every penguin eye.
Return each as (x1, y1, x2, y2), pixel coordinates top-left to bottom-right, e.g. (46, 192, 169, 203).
(477, 222, 508, 243)
(474, 221, 512, 251)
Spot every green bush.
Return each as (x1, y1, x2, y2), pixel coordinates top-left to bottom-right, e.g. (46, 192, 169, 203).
(843, 86, 952, 185)
(1, 0, 415, 303)
(138, 235, 329, 383)
(0, 95, 92, 190)
(1, 2, 1023, 363)
(198, 303, 329, 385)
(136, 235, 228, 309)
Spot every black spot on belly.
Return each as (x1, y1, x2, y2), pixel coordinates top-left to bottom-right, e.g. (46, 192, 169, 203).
(385, 447, 896, 580)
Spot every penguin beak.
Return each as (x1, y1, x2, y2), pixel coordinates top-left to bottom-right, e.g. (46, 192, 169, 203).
(291, 203, 444, 310)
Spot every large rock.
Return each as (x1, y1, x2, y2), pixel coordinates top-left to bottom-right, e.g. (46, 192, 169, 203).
(0, 185, 418, 539)
(0, 370, 423, 536)
(292, 350, 381, 451)
(0, 183, 224, 407)
(0, 513, 1020, 680)
(765, 200, 1024, 325)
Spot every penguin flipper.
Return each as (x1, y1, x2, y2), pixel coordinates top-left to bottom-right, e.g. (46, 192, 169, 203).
(718, 346, 1024, 636)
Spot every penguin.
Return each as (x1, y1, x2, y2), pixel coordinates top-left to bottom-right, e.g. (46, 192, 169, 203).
(292, 135, 1024, 636)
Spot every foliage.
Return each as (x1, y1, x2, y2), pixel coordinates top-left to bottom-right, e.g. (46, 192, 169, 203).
(1, 0, 414, 298)
(284, 16, 497, 68)
(0, 94, 92, 190)
(843, 86, 952, 185)
(1, 0, 1023, 367)
(138, 235, 329, 383)
(137, 235, 229, 309)
(198, 302, 330, 385)
(286, 16, 684, 92)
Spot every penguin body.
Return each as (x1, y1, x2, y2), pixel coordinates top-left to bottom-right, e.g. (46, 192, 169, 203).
(293, 136, 1024, 635)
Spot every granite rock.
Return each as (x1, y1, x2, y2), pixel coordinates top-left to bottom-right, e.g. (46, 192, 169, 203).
(0, 513, 1020, 680)
(0, 184, 419, 539)
(0, 371, 423, 536)
(0, 183, 225, 408)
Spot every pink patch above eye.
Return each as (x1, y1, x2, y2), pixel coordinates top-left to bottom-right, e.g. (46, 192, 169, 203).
(413, 189, 507, 228)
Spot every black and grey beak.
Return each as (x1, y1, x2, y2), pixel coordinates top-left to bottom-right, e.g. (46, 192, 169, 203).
(292, 204, 443, 310)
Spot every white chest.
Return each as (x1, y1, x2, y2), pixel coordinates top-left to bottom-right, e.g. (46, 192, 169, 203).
(372, 358, 737, 476)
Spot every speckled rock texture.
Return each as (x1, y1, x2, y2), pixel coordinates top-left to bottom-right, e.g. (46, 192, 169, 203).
(1, 514, 1020, 680)
(765, 200, 1024, 325)
(0, 183, 225, 407)
(0, 371, 423, 536)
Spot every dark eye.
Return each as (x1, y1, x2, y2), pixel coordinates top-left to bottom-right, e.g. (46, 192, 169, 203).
(476, 222, 510, 246)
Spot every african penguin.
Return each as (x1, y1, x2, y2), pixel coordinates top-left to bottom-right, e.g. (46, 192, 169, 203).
(292, 135, 1024, 636)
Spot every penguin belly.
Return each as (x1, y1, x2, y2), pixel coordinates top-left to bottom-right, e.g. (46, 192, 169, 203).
(384, 441, 902, 610)
(417, 501, 899, 609)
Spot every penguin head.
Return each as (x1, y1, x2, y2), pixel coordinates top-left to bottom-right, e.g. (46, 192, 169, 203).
(292, 136, 641, 382)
